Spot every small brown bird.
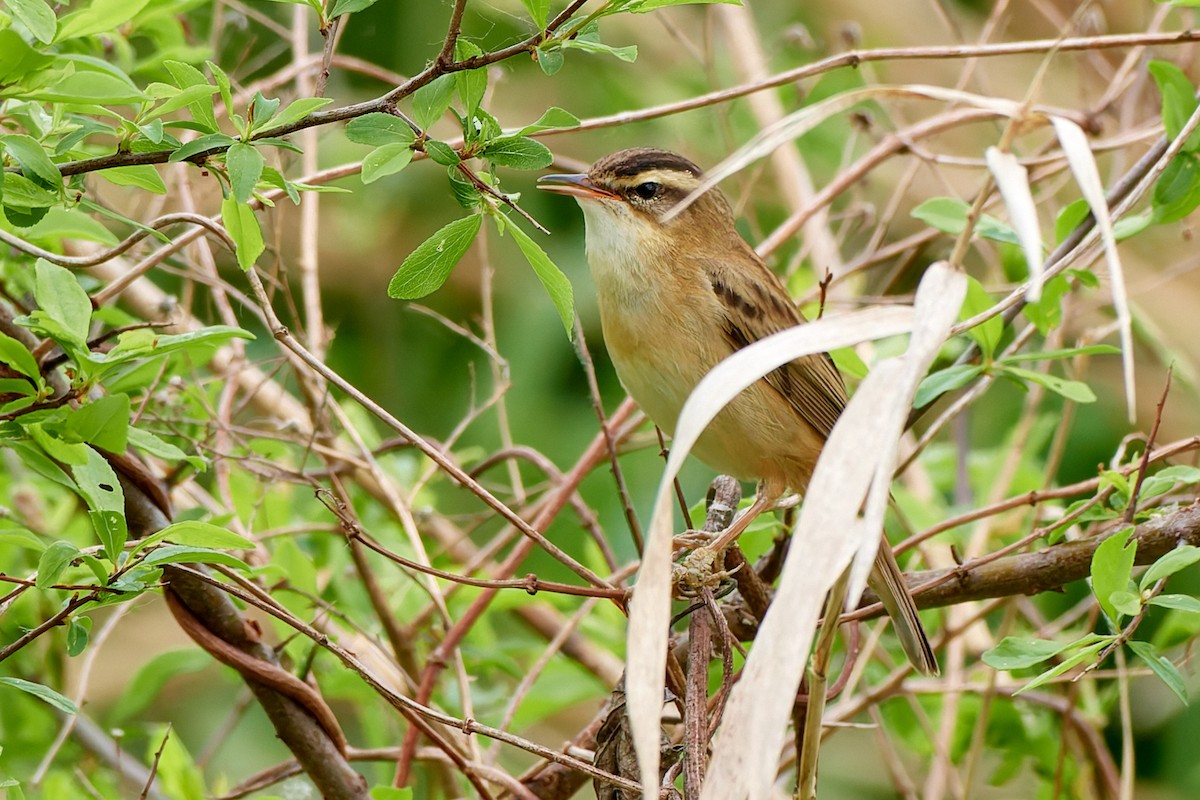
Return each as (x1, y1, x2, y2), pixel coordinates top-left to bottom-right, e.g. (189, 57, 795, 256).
(538, 148, 937, 675)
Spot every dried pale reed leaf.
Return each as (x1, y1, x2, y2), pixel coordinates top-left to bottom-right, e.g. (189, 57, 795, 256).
(626, 307, 915, 797)
(698, 262, 965, 800)
(1051, 116, 1135, 421)
(847, 262, 968, 601)
(985, 147, 1045, 301)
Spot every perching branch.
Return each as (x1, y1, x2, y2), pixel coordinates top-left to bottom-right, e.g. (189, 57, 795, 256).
(863, 502, 1200, 615)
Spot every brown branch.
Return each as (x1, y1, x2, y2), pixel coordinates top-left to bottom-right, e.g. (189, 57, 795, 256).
(1124, 369, 1173, 523)
(113, 466, 369, 800)
(861, 502, 1200, 615)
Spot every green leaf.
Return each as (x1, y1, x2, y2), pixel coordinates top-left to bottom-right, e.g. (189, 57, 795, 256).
(0, 677, 78, 715)
(535, 46, 564, 76)
(446, 165, 482, 209)
(220, 197, 264, 270)
(1141, 545, 1200, 590)
(1152, 153, 1200, 224)
(997, 344, 1120, 364)
(345, 113, 416, 147)
(66, 616, 91, 656)
(1148, 464, 1200, 486)
(362, 143, 414, 184)
(1112, 211, 1153, 241)
(56, 0, 151, 41)
(914, 364, 983, 408)
(1149, 593, 1200, 613)
(140, 544, 249, 571)
(500, 216, 574, 334)
(31, 71, 148, 105)
(128, 427, 205, 470)
(2, 172, 56, 211)
(0, 379, 37, 404)
(142, 83, 220, 123)
(518, 106, 580, 136)
(481, 136, 554, 170)
(828, 346, 868, 380)
(206, 60, 234, 122)
(7, 0, 58, 43)
(99, 165, 167, 194)
(247, 92, 280, 131)
(144, 521, 253, 550)
(1110, 590, 1143, 617)
(64, 394, 129, 453)
(330, 0, 381, 15)
(1101, 469, 1132, 499)
(562, 37, 638, 62)
(101, 325, 253, 364)
(1017, 641, 1108, 694)
(0, 331, 41, 382)
(1022, 273, 1070, 335)
(71, 446, 127, 560)
(388, 214, 482, 299)
(412, 74, 455, 129)
(0, 525, 47, 551)
(370, 787, 414, 800)
(424, 140, 460, 166)
(76, 198, 169, 243)
(7, 439, 76, 489)
(25, 207, 117, 246)
(1091, 526, 1137, 624)
(259, 166, 300, 204)
(1148, 60, 1200, 151)
(1, 134, 61, 186)
(37, 540, 82, 588)
(454, 40, 487, 114)
(999, 366, 1097, 403)
(163, 60, 219, 132)
(1128, 640, 1188, 704)
(266, 96, 333, 129)
(169, 132, 236, 163)
(1054, 198, 1089, 244)
(982, 636, 1074, 670)
(226, 143, 264, 204)
(35, 260, 92, 346)
(27, 422, 89, 465)
(520, 0, 550, 27)
(959, 275, 1002, 358)
(464, 108, 501, 145)
(911, 197, 1020, 245)
(0, 29, 53, 82)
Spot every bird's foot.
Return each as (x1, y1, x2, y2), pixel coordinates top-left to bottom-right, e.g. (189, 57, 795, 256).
(672, 546, 742, 595)
(672, 529, 716, 549)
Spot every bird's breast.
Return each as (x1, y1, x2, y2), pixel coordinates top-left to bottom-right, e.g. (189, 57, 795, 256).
(593, 263, 820, 487)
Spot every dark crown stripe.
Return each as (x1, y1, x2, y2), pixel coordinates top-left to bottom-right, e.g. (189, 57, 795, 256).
(594, 148, 703, 179)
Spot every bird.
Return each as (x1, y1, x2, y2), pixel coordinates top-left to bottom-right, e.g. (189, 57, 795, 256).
(537, 147, 938, 675)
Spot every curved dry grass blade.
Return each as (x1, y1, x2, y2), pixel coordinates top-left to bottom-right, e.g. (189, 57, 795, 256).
(663, 85, 1024, 222)
(1051, 116, 1135, 421)
(626, 306, 916, 798)
(698, 262, 965, 800)
(985, 147, 1045, 301)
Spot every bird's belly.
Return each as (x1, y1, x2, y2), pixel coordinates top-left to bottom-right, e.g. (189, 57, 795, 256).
(603, 312, 824, 490)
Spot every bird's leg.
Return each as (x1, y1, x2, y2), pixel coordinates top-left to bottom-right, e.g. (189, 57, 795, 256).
(707, 481, 779, 551)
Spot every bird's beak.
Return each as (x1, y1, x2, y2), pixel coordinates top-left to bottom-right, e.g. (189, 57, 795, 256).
(536, 173, 617, 201)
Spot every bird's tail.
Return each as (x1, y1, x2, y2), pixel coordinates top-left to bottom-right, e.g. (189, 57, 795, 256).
(868, 545, 939, 675)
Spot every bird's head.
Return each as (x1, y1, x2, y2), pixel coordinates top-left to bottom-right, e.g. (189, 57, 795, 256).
(537, 148, 737, 250)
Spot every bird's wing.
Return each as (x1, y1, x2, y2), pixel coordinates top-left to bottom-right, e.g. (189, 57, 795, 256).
(699, 252, 848, 438)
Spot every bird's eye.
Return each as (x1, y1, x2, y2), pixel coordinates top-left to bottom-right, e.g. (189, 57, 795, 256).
(632, 181, 661, 200)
